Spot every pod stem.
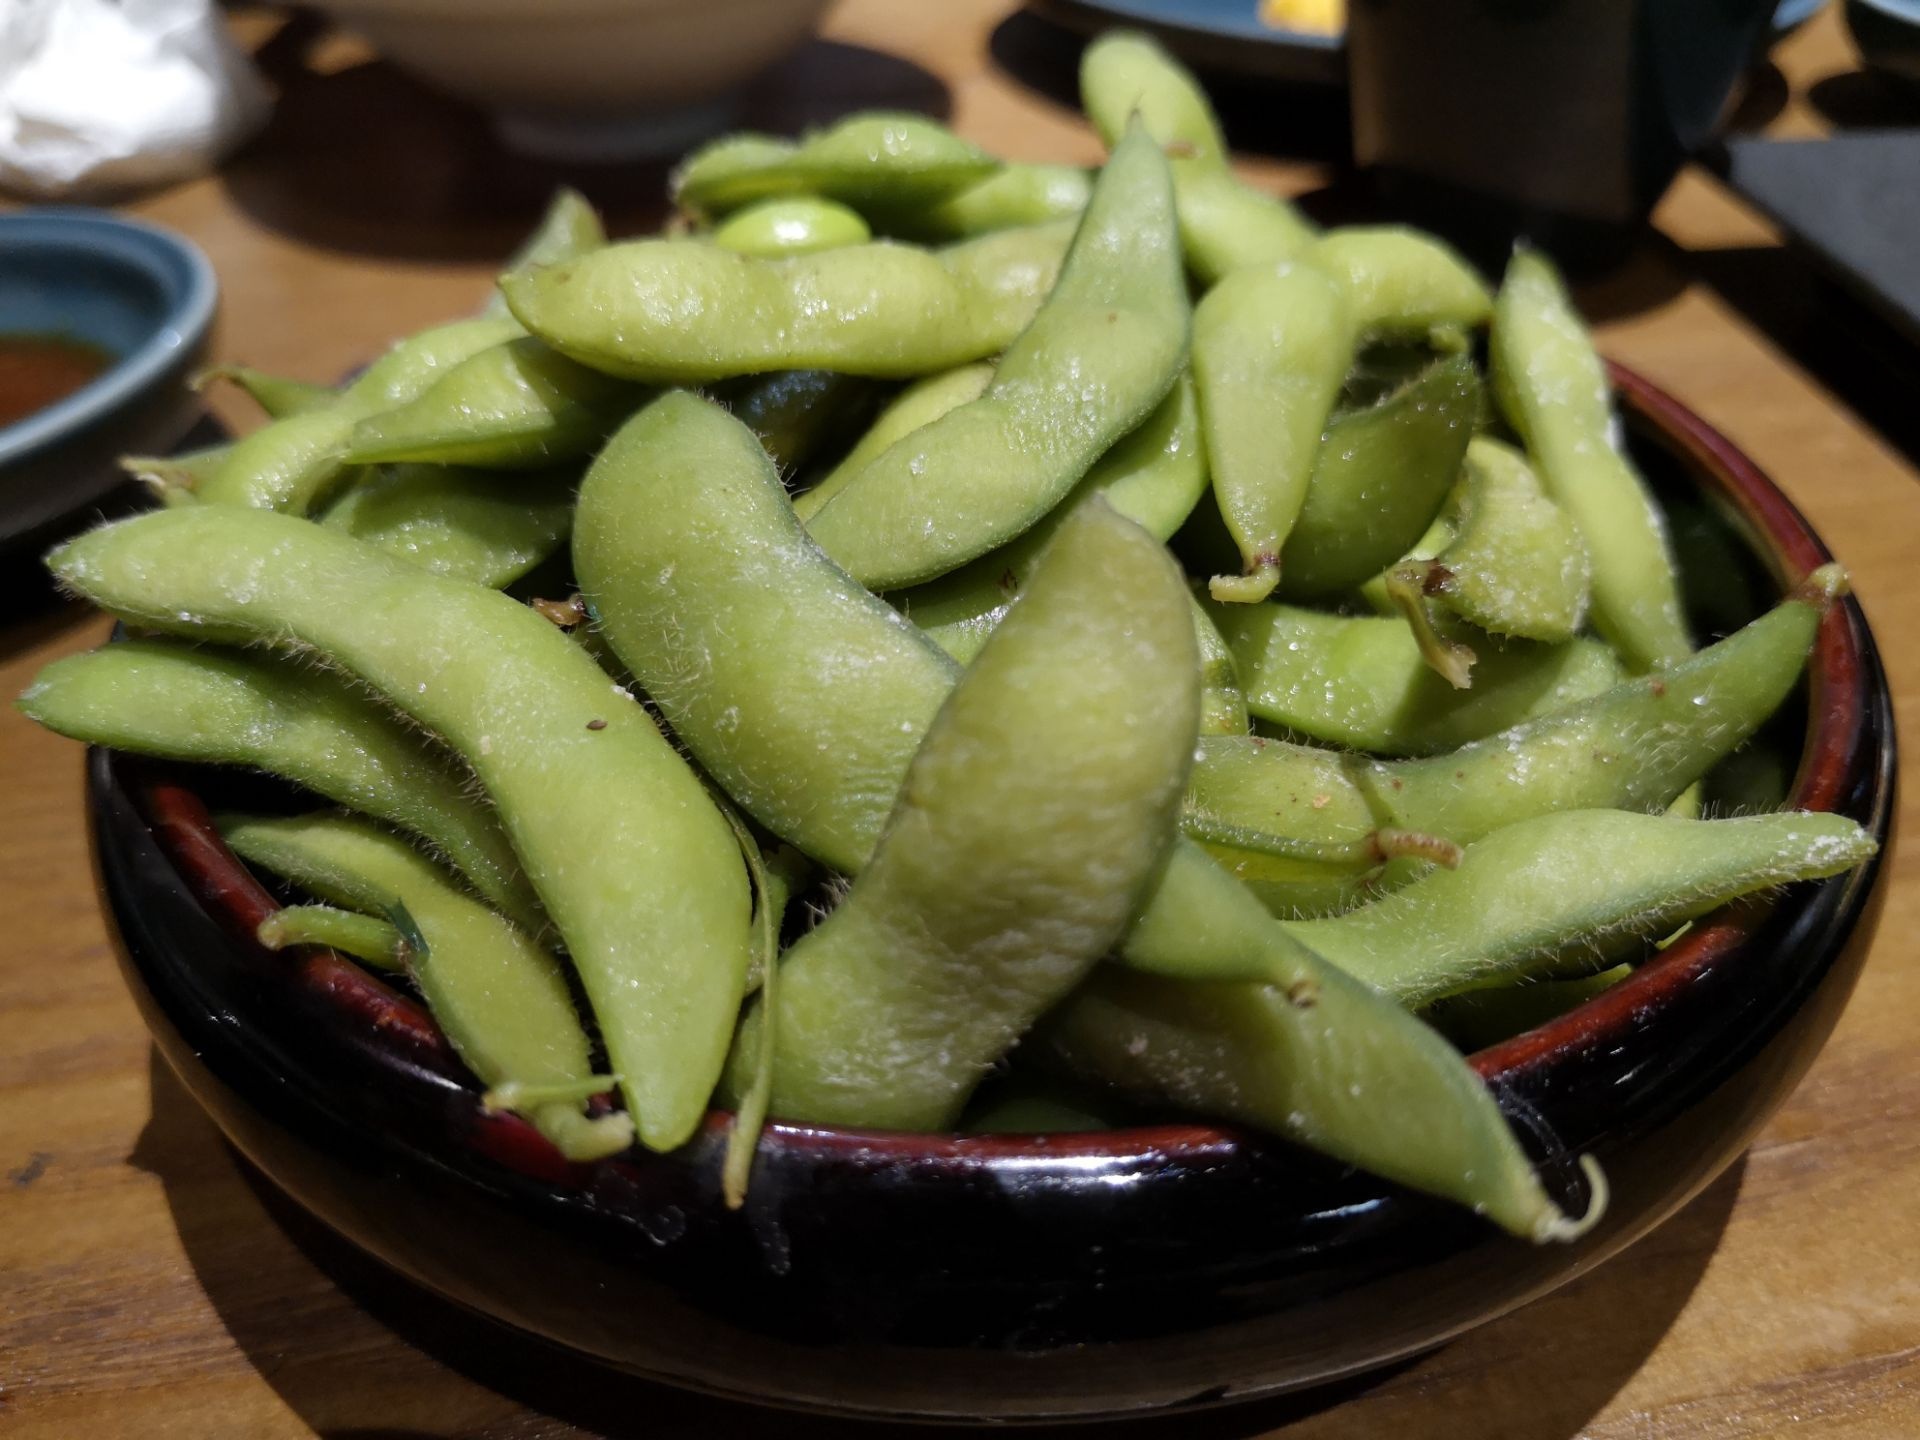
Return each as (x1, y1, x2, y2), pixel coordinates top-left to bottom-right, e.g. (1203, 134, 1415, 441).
(1209, 554, 1280, 605)
(1792, 562, 1850, 609)
(1369, 827, 1465, 869)
(1533, 1154, 1610, 1244)
(482, 1076, 621, 1112)
(1385, 562, 1477, 690)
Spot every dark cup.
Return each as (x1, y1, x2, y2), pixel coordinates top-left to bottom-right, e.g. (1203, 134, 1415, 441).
(1348, 0, 1777, 269)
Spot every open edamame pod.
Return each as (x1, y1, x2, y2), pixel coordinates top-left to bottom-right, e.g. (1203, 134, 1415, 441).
(711, 196, 873, 257)
(193, 316, 523, 513)
(1184, 571, 1838, 913)
(736, 501, 1200, 1130)
(805, 117, 1188, 589)
(576, 391, 956, 875)
(903, 375, 1208, 663)
(503, 220, 1074, 384)
(318, 462, 577, 588)
(344, 337, 646, 470)
(48, 507, 753, 1152)
(222, 811, 634, 1163)
(1302, 228, 1493, 338)
(1213, 597, 1624, 755)
(18, 638, 539, 928)
(1051, 842, 1606, 1244)
(672, 113, 997, 219)
(1080, 30, 1315, 283)
(793, 362, 995, 522)
(1493, 249, 1690, 671)
(570, 392, 1600, 1238)
(487, 187, 606, 316)
(1276, 351, 1481, 600)
(1287, 809, 1876, 1008)
(1191, 263, 1351, 603)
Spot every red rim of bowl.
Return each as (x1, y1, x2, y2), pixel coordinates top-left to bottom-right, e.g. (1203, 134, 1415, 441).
(125, 360, 1867, 1181)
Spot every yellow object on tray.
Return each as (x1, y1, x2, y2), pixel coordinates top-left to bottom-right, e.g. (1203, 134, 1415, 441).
(1259, 0, 1343, 36)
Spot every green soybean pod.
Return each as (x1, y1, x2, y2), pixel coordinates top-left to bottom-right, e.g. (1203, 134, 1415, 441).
(711, 196, 874, 256)
(344, 337, 646, 470)
(487, 187, 607, 316)
(197, 365, 336, 420)
(194, 316, 523, 513)
(1276, 352, 1481, 600)
(222, 811, 634, 1163)
(1055, 841, 1605, 1244)
(805, 118, 1189, 589)
(1079, 30, 1315, 283)
(1492, 249, 1690, 671)
(1429, 966, 1633, 1052)
(1214, 599, 1623, 755)
(672, 113, 998, 218)
(570, 391, 1599, 1239)
(897, 163, 1094, 240)
(503, 220, 1074, 384)
(1286, 809, 1875, 1008)
(17, 638, 539, 929)
(121, 442, 234, 501)
(575, 391, 957, 876)
(1191, 594, 1249, 735)
(904, 375, 1208, 663)
(47, 507, 753, 1152)
(794, 362, 995, 521)
(1192, 263, 1353, 603)
(1302, 228, 1494, 338)
(1183, 572, 1838, 913)
(318, 463, 576, 588)
(735, 502, 1200, 1131)
(257, 903, 406, 970)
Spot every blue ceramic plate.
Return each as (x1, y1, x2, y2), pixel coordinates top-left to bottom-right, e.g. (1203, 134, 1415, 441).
(0, 209, 216, 554)
(1028, 0, 1825, 90)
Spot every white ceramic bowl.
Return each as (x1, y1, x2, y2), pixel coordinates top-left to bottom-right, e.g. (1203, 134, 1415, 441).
(307, 0, 835, 161)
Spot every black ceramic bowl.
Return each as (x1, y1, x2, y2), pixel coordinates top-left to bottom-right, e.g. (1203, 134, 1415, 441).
(89, 363, 1894, 1423)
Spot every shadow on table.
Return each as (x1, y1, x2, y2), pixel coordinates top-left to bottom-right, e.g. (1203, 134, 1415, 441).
(132, 1048, 1742, 1440)
(1691, 243, 1920, 472)
(222, 18, 955, 263)
(1805, 69, 1920, 128)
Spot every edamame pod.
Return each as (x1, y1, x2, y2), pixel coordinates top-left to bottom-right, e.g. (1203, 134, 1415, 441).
(48, 507, 753, 1151)
(575, 391, 956, 875)
(1276, 352, 1480, 600)
(1492, 250, 1690, 671)
(805, 118, 1188, 589)
(122, 442, 233, 500)
(1051, 842, 1604, 1243)
(1213, 599, 1623, 755)
(1184, 573, 1836, 912)
(793, 362, 995, 521)
(318, 463, 576, 588)
(344, 337, 646, 470)
(1303, 228, 1493, 338)
(904, 375, 1208, 663)
(1192, 263, 1353, 603)
(257, 903, 406, 970)
(711, 196, 873, 257)
(672, 113, 997, 218)
(222, 811, 634, 1162)
(1287, 809, 1875, 1008)
(738, 502, 1200, 1130)
(1080, 31, 1315, 283)
(195, 316, 523, 512)
(502, 220, 1074, 384)
(1429, 966, 1632, 1052)
(18, 638, 539, 928)
(1191, 594, 1249, 735)
(198, 365, 335, 419)
(896, 164, 1094, 240)
(573, 393, 1599, 1238)
(487, 187, 606, 315)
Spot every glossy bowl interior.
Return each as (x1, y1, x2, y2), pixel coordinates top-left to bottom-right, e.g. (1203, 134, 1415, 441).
(90, 363, 1894, 1422)
(0, 210, 215, 554)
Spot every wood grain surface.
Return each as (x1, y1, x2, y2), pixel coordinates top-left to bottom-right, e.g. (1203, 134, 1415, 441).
(2, 4, 1917, 1435)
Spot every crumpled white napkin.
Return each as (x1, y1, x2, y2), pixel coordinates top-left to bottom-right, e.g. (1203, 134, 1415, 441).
(0, 0, 270, 199)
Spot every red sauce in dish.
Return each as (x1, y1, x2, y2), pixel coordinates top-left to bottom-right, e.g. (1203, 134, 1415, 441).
(0, 333, 113, 429)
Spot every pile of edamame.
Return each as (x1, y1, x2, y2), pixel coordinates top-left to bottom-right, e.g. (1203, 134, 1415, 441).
(19, 32, 1876, 1243)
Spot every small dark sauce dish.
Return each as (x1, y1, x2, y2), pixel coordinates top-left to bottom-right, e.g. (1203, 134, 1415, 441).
(0, 210, 216, 557)
(88, 364, 1894, 1423)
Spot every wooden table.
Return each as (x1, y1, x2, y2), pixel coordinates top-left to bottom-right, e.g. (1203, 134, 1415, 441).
(3, 4, 1916, 1434)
